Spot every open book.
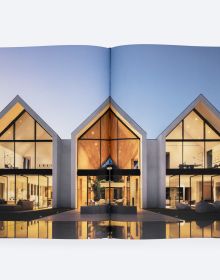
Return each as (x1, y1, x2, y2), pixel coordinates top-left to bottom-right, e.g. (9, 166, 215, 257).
(0, 45, 220, 239)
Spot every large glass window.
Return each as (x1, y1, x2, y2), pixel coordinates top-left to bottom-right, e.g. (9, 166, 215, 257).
(166, 174, 213, 207)
(0, 176, 8, 200)
(36, 123, 52, 140)
(15, 112, 35, 140)
(212, 176, 220, 201)
(166, 110, 220, 169)
(28, 176, 39, 207)
(183, 142, 204, 168)
(118, 139, 139, 169)
(166, 142, 182, 168)
(0, 175, 52, 209)
(77, 140, 100, 169)
(39, 176, 49, 208)
(166, 175, 180, 207)
(166, 122, 182, 140)
(180, 175, 190, 203)
(8, 175, 15, 203)
(0, 126, 13, 140)
(205, 142, 220, 168)
(203, 175, 212, 201)
(184, 111, 204, 139)
(0, 142, 14, 168)
(191, 175, 203, 203)
(77, 175, 140, 208)
(77, 110, 140, 170)
(0, 110, 53, 169)
(16, 175, 28, 202)
(15, 142, 35, 169)
(36, 142, 52, 169)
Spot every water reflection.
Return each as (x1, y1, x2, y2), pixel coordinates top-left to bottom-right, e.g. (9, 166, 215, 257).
(166, 221, 220, 239)
(0, 220, 220, 239)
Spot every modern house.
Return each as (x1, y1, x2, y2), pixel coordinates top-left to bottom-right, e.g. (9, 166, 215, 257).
(0, 94, 220, 212)
(0, 96, 60, 209)
(159, 95, 220, 208)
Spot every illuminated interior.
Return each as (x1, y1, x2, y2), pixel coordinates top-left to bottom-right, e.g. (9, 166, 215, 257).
(78, 109, 139, 170)
(1, 220, 220, 239)
(166, 110, 220, 169)
(77, 109, 141, 208)
(166, 109, 220, 207)
(0, 103, 53, 209)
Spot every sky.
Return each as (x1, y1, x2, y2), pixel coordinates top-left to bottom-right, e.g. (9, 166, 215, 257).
(111, 45, 220, 138)
(0, 46, 110, 138)
(0, 45, 220, 139)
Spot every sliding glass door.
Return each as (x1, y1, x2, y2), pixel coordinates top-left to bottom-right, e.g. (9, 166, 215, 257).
(166, 174, 215, 207)
(0, 174, 52, 209)
(77, 175, 140, 208)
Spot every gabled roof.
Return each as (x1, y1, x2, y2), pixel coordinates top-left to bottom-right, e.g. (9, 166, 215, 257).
(71, 96, 146, 139)
(0, 95, 59, 139)
(158, 94, 220, 139)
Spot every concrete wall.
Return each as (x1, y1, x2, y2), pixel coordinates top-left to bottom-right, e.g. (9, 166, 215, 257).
(158, 137, 166, 208)
(52, 137, 59, 208)
(141, 137, 147, 208)
(146, 139, 159, 207)
(57, 139, 72, 207)
(71, 134, 77, 209)
(146, 138, 166, 208)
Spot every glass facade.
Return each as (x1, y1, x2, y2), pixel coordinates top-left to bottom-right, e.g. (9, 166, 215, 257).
(77, 109, 140, 209)
(0, 111, 52, 169)
(0, 108, 53, 209)
(166, 110, 220, 169)
(166, 174, 217, 206)
(166, 109, 220, 207)
(77, 175, 140, 208)
(0, 174, 52, 208)
(78, 110, 140, 170)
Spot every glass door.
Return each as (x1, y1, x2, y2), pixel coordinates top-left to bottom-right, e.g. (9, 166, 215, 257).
(190, 175, 203, 205)
(77, 174, 140, 208)
(0, 176, 8, 201)
(16, 175, 28, 202)
(39, 175, 48, 208)
(212, 175, 220, 201)
(167, 175, 180, 207)
(77, 175, 109, 207)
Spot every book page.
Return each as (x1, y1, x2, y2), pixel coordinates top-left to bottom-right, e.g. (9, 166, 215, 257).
(109, 44, 220, 239)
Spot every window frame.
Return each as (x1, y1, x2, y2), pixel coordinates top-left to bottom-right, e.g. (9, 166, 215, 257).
(166, 109, 220, 170)
(0, 110, 53, 170)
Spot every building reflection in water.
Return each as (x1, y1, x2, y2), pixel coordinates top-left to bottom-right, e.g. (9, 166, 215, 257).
(0, 220, 220, 239)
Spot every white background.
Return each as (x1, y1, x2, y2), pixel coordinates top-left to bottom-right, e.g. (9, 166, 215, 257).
(1, 1, 220, 279)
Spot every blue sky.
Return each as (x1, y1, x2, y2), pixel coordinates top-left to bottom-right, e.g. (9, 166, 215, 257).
(0, 46, 110, 138)
(0, 45, 220, 138)
(111, 45, 220, 138)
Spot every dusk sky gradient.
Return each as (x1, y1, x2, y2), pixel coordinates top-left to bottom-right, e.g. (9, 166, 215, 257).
(111, 45, 220, 138)
(0, 46, 110, 138)
(0, 45, 220, 138)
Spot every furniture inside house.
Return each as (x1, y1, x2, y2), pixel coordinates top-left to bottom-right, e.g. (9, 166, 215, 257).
(0, 199, 33, 212)
(179, 163, 202, 169)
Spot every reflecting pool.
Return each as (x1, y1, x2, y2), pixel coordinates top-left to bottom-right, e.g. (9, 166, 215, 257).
(1, 220, 220, 239)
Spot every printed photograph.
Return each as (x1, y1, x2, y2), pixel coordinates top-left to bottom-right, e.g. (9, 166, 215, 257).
(0, 45, 220, 239)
